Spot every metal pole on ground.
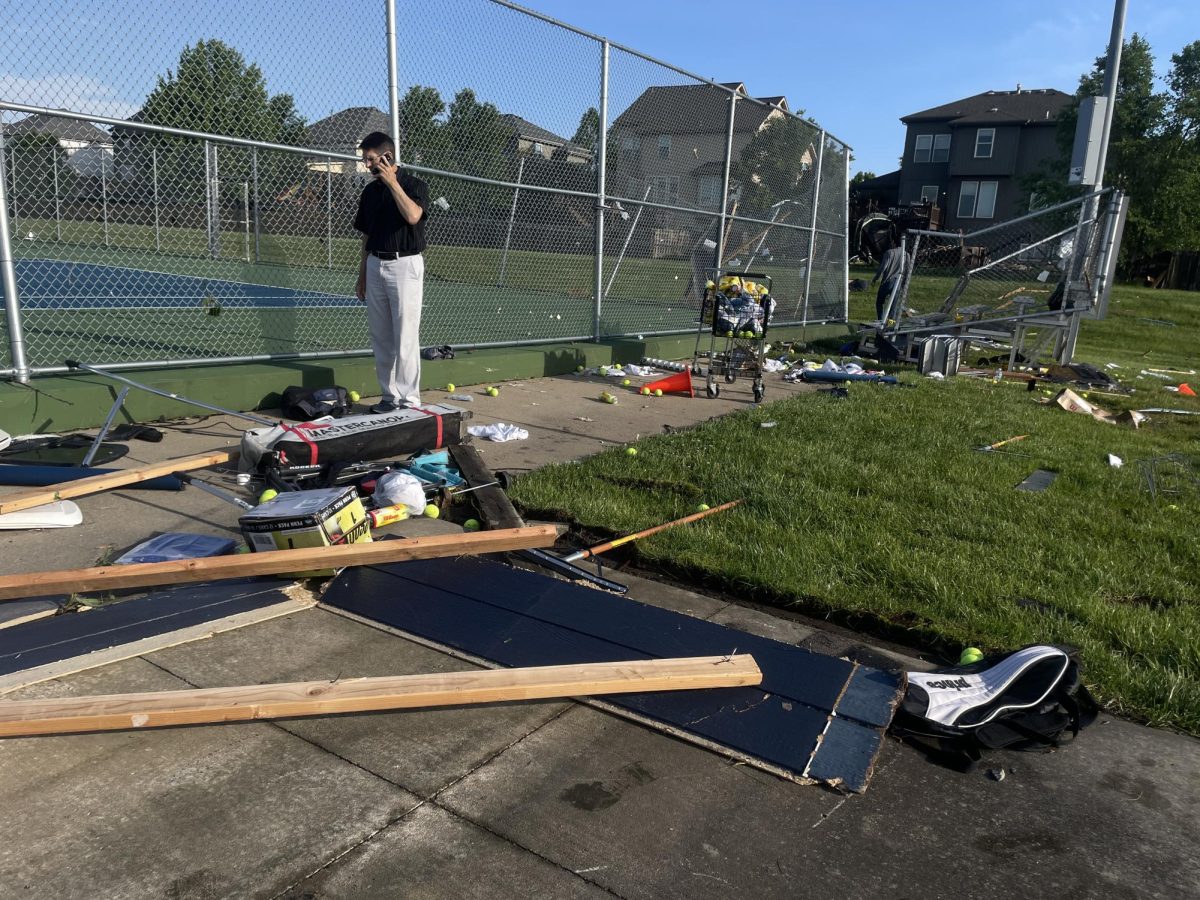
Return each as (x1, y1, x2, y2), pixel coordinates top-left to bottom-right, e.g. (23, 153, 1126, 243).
(498, 154, 525, 286)
(242, 181, 250, 262)
(325, 163, 332, 269)
(604, 184, 651, 298)
(801, 132, 826, 326)
(386, 0, 401, 149)
(0, 130, 31, 383)
(714, 90, 737, 271)
(152, 148, 160, 253)
(251, 148, 260, 263)
(593, 39, 609, 341)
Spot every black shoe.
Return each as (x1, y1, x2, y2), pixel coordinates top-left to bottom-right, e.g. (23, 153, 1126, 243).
(369, 401, 399, 414)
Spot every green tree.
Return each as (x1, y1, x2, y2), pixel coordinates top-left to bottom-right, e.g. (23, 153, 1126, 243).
(442, 89, 511, 213)
(397, 85, 447, 165)
(570, 107, 600, 152)
(730, 113, 820, 219)
(850, 170, 877, 188)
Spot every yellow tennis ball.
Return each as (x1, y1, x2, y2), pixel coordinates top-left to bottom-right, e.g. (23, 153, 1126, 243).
(641, 386, 651, 395)
(576, 365, 584, 372)
(423, 503, 440, 518)
(258, 488, 278, 504)
(463, 518, 481, 531)
(445, 383, 455, 392)
(654, 388, 663, 397)
(622, 379, 631, 386)
(626, 447, 638, 456)
(959, 647, 984, 665)
(487, 386, 499, 397)
(348, 390, 361, 402)
(696, 503, 709, 512)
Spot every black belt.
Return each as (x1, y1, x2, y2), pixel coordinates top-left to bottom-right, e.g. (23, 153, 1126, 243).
(370, 249, 420, 260)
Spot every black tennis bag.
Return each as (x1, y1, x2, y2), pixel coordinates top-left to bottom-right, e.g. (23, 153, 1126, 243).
(891, 645, 1099, 767)
(281, 385, 353, 421)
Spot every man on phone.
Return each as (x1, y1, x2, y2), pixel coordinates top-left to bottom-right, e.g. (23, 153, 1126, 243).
(353, 131, 429, 413)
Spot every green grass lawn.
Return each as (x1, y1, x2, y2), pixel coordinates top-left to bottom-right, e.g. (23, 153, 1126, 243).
(510, 281, 1200, 734)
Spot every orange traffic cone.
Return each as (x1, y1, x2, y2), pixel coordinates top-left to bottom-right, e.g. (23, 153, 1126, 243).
(644, 370, 694, 397)
(1179, 383, 1196, 397)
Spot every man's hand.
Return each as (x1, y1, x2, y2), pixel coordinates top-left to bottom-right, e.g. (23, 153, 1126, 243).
(375, 160, 399, 189)
(356, 270, 367, 301)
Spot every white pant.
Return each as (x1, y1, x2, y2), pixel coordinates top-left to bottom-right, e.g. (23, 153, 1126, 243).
(364, 253, 424, 406)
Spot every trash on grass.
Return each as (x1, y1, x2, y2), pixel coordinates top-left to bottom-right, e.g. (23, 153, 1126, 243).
(1107, 454, 1124, 468)
(1016, 469, 1057, 492)
(1053, 389, 1146, 428)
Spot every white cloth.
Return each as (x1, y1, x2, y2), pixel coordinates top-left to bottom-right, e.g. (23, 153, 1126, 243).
(468, 423, 530, 442)
(365, 253, 424, 407)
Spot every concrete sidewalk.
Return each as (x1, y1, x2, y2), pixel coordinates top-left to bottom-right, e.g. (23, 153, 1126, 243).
(0, 372, 1196, 899)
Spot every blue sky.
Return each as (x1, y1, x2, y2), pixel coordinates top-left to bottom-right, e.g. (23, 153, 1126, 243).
(3, 0, 1198, 177)
(515, 0, 1200, 175)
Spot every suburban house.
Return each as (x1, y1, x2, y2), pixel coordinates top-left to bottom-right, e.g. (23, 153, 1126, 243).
(4, 113, 114, 177)
(304, 106, 392, 176)
(609, 82, 795, 211)
(895, 87, 1071, 231)
(499, 114, 592, 165)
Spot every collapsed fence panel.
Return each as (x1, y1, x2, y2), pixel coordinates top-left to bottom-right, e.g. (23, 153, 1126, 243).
(1, 0, 850, 377)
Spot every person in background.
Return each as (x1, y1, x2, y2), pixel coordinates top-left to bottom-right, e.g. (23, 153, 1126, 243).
(353, 131, 429, 413)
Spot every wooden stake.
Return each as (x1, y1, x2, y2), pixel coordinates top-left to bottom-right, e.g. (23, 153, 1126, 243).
(0, 450, 235, 516)
(0, 525, 558, 602)
(0, 654, 762, 737)
(562, 500, 741, 562)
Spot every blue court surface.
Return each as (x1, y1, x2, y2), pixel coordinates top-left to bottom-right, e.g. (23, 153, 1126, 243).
(11, 259, 356, 309)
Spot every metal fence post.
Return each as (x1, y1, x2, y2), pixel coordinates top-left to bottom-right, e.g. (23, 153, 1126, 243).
(101, 154, 109, 246)
(593, 39, 609, 341)
(0, 129, 31, 382)
(843, 144, 850, 323)
(210, 143, 221, 258)
(386, 0, 401, 149)
(204, 140, 212, 258)
(152, 148, 160, 253)
(53, 149, 61, 242)
(498, 153, 525, 286)
(325, 163, 333, 268)
(251, 147, 260, 263)
(800, 132, 825, 325)
(605, 184, 651, 298)
(243, 181, 250, 262)
(714, 90, 737, 269)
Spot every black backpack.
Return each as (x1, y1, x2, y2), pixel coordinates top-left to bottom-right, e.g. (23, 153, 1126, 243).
(281, 385, 353, 421)
(891, 644, 1100, 768)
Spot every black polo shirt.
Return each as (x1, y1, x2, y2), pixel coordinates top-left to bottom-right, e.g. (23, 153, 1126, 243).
(353, 171, 429, 254)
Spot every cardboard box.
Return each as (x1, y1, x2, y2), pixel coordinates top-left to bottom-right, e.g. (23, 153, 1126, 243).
(239, 487, 371, 576)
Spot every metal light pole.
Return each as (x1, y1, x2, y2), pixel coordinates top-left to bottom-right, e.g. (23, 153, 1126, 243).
(1094, 0, 1128, 192)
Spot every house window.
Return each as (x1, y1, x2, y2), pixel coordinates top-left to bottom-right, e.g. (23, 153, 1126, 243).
(974, 128, 995, 158)
(958, 180, 998, 218)
(913, 133, 950, 163)
(697, 176, 722, 209)
(932, 134, 950, 162)
(657, 135, 671, 159)
(920, 185, 939, 203)
(647, 175, 680, 205)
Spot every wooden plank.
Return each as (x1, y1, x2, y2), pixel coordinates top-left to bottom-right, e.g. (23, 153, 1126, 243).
(0, 654, 761, 737)
(0, 597, 314, 695)
(0, 526, 557, 602)
(449, 444, 525, 529)
(0, 449, 235, 516)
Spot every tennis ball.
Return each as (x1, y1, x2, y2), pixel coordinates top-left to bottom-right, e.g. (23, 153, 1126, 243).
(576, 365, 584, 372)
(423, 503, 440, 518)
(258, 488, 278, 504)
(487, 386, 499, 397)
(641, 386, 651, 396)
(654, 388, 663, 397)
(463, 518, 481, 531)
(959, 647, 984, 665)
(696, 503, 710, 512)
(445, 383, 456, 392)
(348, 390, 361, 402)
(626, 447, 638, 456)
(622, 378, 631, 386)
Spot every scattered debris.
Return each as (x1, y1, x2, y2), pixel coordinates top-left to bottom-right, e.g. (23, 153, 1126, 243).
(562, 500, 741, 563)
(1107, 454, 1124, 469)
(1052, 389, 1146, 428)
(1016, 470, 1058, 493)
(466, 424, 529, 442)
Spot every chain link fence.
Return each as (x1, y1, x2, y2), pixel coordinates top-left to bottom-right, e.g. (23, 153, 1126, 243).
(0, 0, 850, 378)
(890, 189, 1122, 330)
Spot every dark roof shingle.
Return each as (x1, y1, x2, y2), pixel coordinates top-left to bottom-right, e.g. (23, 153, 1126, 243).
(6, 113, 111, 144)
(305, 107, 391, 152)
(612, 84, 785, 135)
(902, 89, 1071, 126)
